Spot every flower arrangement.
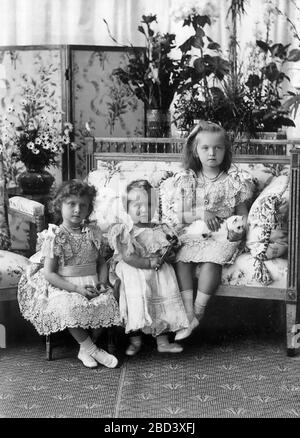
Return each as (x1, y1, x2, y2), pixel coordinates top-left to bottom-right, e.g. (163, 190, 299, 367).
(105, 14, 182, 111)
(0, 68, 77, 175)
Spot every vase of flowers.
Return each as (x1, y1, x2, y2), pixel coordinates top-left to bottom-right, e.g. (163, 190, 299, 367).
(1, 70, 77, 195)
(146, 109, 171, 137)
(105, 14, 182, 138)
(17, 168, 54, 195)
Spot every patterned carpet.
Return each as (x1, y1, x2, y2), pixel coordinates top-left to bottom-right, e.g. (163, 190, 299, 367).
(0, 328, 299, 418)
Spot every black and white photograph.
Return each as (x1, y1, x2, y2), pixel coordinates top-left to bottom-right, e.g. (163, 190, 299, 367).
(0, 0, 299, 421)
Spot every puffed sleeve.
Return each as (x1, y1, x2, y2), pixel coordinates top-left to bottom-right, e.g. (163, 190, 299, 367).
(227, 165, 254, 206)
(86, 222, 113, 257)
(160, 222, 179, 239)
(85, 222, 104, 250)
(38, 224, 61, 259)
(173, 169, 197, 213)
(107, 222, 142, 257)
(174, 169, 196, 191)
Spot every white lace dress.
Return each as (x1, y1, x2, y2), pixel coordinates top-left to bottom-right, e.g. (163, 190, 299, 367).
(108, 222, 189, 336)
(18, 223, 120, 335)
(175, 166, 253, 265)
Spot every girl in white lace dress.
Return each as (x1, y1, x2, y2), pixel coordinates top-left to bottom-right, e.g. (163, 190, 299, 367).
(174, 121, 252, 341)
(108, 180, 189, 356)
(18, 180, 120, 369)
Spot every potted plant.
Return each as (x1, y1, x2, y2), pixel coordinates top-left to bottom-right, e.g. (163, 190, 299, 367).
(174, 3, 300, 141)
(0, 65, 78, 194)
(173, 12, 231, 132)
(275, 1, 300, 128)
(243, 31, 298, 137)
(105, 14, 182, 137)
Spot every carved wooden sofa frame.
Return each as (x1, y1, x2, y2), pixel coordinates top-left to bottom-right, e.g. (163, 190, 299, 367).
(85, 137, 300, 357)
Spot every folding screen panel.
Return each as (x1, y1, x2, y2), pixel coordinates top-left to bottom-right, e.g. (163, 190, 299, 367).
(0, 45, 66, 188)
(0, 45, 144, 182)
(68, 46, 145, 178)
(0, 45, 66, 249)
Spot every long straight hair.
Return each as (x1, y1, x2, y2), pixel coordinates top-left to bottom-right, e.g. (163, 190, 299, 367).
(183, 120, 232, 173)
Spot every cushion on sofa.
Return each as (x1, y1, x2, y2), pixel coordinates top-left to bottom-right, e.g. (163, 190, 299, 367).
(238, 163, 289, 192)
(8, 196, 45, 250)
(88, 160, 282, 231)
(87, 159, 183, 231)
(221, 253, 287, 289)
(87, 158, 290, 288)
(246, 173, 289, 285)
(0, 250, 30, 290)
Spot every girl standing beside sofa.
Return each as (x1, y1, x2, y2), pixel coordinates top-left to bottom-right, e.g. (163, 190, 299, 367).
(108, 179, 189, 356)
(174, 121, 252, 341)
(18, 180, 120, 369)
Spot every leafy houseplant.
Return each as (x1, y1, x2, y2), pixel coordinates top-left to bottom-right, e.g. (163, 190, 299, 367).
(0, 67, 77, 194)
(276, 0, 300, 124)
(105, 14, 182, 137)
(174, 4, 300, 139)
(243, 0, 300, 136)
(173, 13, 231, 132)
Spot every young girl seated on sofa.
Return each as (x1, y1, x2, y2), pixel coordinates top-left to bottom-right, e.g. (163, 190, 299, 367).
(18, 180, 120, 368)
(174, 121, 251, 341)
(108, 179, 189, 355)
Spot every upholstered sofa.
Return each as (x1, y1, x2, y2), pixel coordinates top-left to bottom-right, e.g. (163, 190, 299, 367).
(0, 154, 45, 348)
(85, 137, 300, 356)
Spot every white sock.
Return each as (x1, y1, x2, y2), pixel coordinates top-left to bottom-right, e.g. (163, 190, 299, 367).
(180, 289, 194, 322)
(194, 291, 210, 319)
(156, 335, 169, 347)
(156, 335, 183, 353)
(79, 336, 98, 356)
(130, 335, 142, 346)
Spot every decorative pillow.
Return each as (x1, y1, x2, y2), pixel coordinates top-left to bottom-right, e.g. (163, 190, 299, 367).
(246, 173, 289, 285)
(8, 197, 45, 251)
(87, 159, 183, 231)
(158, 174, 179, 226)
(8, 214, 30, 251)
(0, 250, 30, 290)
(221, 253, 287, 289)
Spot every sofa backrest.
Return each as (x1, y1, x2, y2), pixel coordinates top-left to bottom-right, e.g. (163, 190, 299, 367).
(87, 156, 289, 230)
(86, 150, 295, 288)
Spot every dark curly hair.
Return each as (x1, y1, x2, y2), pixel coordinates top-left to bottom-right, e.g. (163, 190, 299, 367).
(52, 179, 97, 224)
(183, 120, 232, 173)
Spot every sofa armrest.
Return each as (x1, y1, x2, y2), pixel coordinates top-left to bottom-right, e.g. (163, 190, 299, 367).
(8, 196, 45, 217)
(9, 196, 45, 232)
(8, 196, 46, 254)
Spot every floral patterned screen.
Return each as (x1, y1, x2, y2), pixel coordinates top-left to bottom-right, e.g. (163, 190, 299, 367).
(0, 47, 64, 250)
(70, 48, 145, 178)
(0, 47, 64, 190)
